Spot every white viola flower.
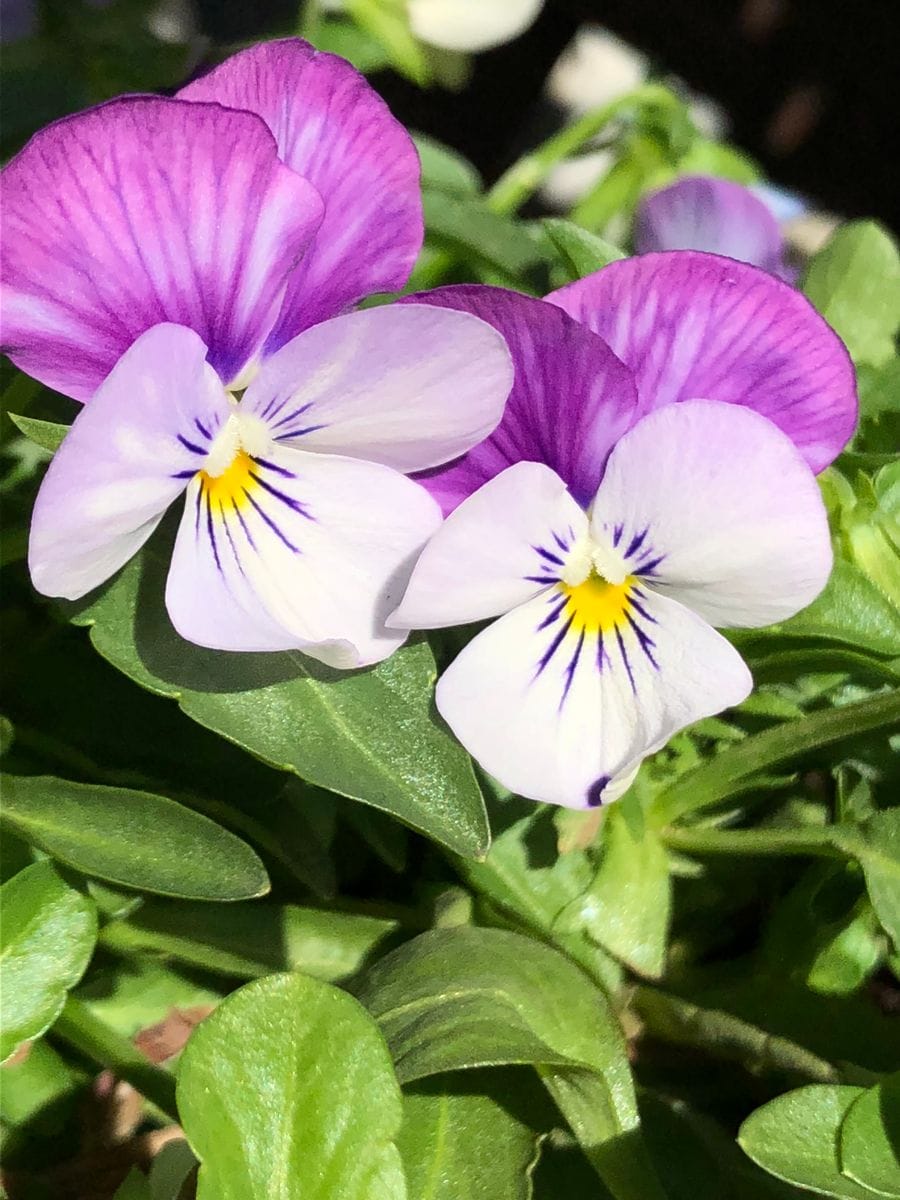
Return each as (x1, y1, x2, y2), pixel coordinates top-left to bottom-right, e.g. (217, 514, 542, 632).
(391, 401, 832, 808)
(408, 0, 544, 52)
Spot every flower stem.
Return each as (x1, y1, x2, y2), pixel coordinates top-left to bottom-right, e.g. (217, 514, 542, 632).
(52, 997, 179, 1123)
(486, 84, 680, 216)
(662, 825, 845, 859)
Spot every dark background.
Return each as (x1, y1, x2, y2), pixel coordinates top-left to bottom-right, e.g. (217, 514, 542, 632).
(195, 0, 900, 231)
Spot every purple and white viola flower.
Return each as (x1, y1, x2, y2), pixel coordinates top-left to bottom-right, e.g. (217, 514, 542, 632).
(634, 175, 796, 282)
(1, 37, 423, 401)
(405, 250, 857, 516)
(392, 401, 832, 807)
(28, 309, 512, 666)
(2, 38, 514, 664)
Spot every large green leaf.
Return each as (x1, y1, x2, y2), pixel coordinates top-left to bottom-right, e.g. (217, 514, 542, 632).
(652, 689, 900, 823)
(802, 221, 900, 366)
(177, 972, 406, 1200)
(541, 218, 626, 283)
(398, 1071, 543, 1200)
(0, 861, 97, 1062)
(413, 133, 482, 196)
(100, 898, 399, 982)
(839, 1074, 900, 1197)
(421, 192, 546, 281)
(739, 1085, 874, 1200)
(356, 927, 667, 1200)
(67, 538, 489, 858)
(1, 774, 269, 901)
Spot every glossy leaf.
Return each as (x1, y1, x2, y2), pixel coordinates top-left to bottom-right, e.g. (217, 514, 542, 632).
(803, 220, 900, 366)
(738, 1085, 874, 1199)
(6, 412, 67, 453)
(67, 539, 490, 859)
(414, 133, 482, 196)
(99, 899, 399, 983)
(0, 861, 97, 1062)
(542, 218, 626, 282)
(357, 927, 667, 1200)
(177, 972, 406, 1200)
(839, 1074, 900, 1197)
(1, 774, 269, 901)
(652, 689, 900, 823)
(849, 808, 900, 945)
(557, 800, 671, 979)
(398, 1071, 543, 1200)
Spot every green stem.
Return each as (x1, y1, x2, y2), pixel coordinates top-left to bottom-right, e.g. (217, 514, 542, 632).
(662, 825, 845, 859)
(486, 84, 679, 216)
(52, 997, 179, 1123)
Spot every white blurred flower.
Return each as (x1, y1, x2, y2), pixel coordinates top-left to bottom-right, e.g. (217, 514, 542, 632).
(408, 0, 544, 52)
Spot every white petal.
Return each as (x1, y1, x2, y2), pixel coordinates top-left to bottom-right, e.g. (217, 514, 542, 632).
(589, 401, 833, 628)
(409, 0, 544, 51)
(436, 584, 751, 808)
(239, 305, 513, 473)
(165, 446, 441, 666)
(28, 324, 230, 601)
(390, 461, 587, 630)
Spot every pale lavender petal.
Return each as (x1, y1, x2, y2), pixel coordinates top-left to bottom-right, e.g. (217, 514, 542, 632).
(634, 176, 786, 275)
(1, 97, 324, 401)
(28, 324, 230, 600)
(239, 304, 512, 472)
(180, 38, 422, 346)
(547, 251, 857, 473)
(400, 285, 645, 513)
(589, 401, 833, 629)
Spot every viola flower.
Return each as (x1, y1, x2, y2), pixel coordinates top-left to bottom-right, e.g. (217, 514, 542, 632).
(634, 175, 796, 282)
(28, 310, 512, 666)
(1, 38, 423, 401)
(404, 251, 857, 516)
(4, 38, 514, 663)
(392, 401, 832, 807)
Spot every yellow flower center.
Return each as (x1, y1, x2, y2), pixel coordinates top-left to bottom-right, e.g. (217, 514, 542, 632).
(559, 571, 635, 635)
(199, 449, 256, 511)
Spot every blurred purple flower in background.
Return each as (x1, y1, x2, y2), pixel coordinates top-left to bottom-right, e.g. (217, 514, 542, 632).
(634, 175, 798, 281)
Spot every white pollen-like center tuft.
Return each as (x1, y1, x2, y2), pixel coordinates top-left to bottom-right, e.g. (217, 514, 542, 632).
(202, 412, 274, 478)
(562, 536, 629, 587)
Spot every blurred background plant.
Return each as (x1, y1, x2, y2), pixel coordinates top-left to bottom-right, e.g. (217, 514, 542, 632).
(1, 2, 898, 1199)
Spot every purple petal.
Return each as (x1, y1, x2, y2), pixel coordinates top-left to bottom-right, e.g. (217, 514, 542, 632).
(400, 285, 645, 513)
(1, 96, 324, 401)
(634, 175, 786, 276)
(179, 38, 422, 347)
(547, 251, 857, 473)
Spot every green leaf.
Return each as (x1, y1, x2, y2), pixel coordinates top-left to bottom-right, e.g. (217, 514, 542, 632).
(556, 799, 671, 978)
(541, 218, 626, 282)
(113, 1169, 152, 1200)
(839, 1074, 900, 1197)
(357, 927, 667, 1200)
(652, 689, 900, 823)
(802, 221, 900, 366)
(68, 540, 489, 859)
(1, 774, 269, 901)
(6, 411, 68, 453)
(0, 861, 97, 1062)
(177, 972, 406, 1200)
(309, 17, 392, 74)
(149, 1139, 198, 1200)
(345, 0, 429, 85)
(850, 808, 900, 945)
(413, 133, 482, 196)
(398, 1071, 543, 1200)
(422, 191, 547, 281)
(739, 1085, 875, 1199)
(742, 559, 900, 657)
(99, 898, 399, 983)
